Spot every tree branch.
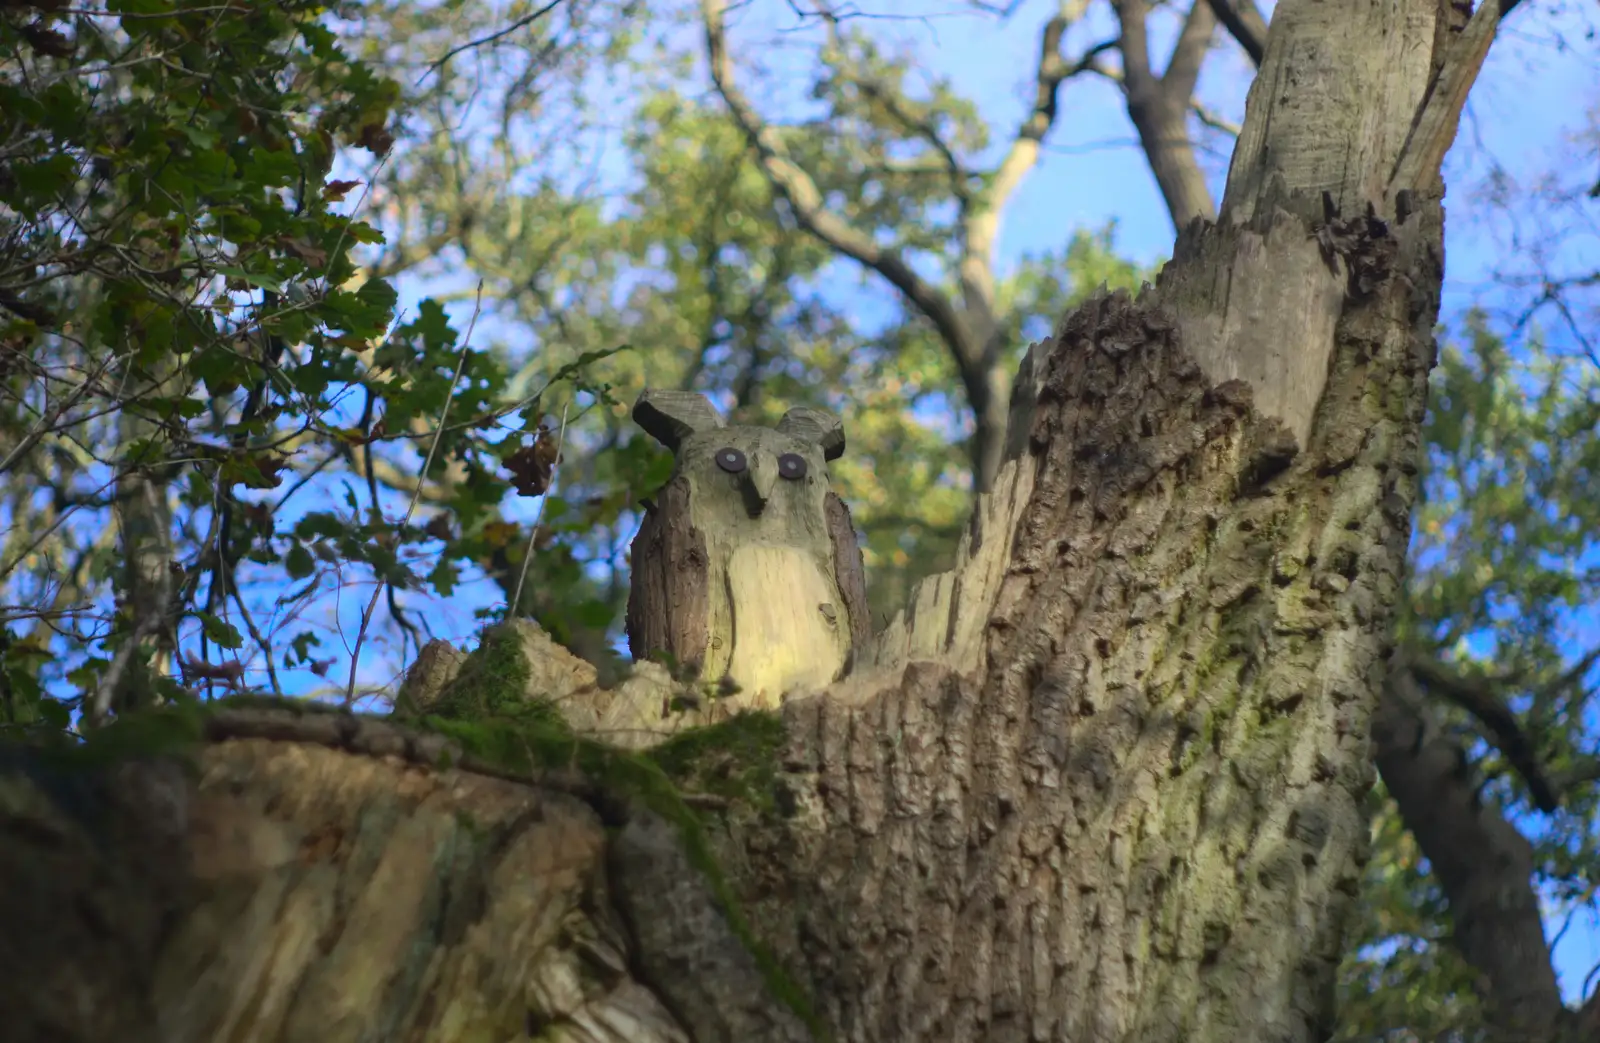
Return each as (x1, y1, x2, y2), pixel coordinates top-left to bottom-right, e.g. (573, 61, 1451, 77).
(1206, 0, 1267, 66)
(1373, 670, 1576, 1042)
(420, 0, 568, 85)
(1113, 0, 1155, 85)
(819, 13, 972, 202)
(1111, 0, 1217, 226)
(1387, 0, 1515, 198)
(1408, 654, 1561, 812)
(703, 0, 1029, 488)
(968, 3, 1107, 296)
(954, 1, 1105, 487)
(1408, 643, 1600, 813)
(701, 0, 974, 366)
(1162, 0, 1217, 104)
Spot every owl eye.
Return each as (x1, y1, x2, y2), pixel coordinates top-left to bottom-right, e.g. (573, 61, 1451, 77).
(778, 453, 807, 480)
(715, 447, 747, 473)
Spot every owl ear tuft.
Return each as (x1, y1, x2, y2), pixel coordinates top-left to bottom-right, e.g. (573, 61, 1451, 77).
(777, 406, 845, 461)
(633, 389, 724, 450)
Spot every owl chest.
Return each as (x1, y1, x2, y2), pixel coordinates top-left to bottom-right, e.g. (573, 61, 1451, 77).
(688, 496, 848, 707)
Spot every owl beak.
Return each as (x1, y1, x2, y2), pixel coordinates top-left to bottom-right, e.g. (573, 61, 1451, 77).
(740, 455, 779, 516)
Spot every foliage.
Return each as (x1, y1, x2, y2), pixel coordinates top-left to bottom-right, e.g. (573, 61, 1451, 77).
(0, 1, 615, 722)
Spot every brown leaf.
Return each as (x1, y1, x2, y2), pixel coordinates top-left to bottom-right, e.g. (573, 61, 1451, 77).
(20, 22, 74, 59)
(281, 237, 329, 268)
(324, 179, 362, 202)
(482, 520, 520, 549)
(505, 424, 561, 498)
(355, 121, 395, 157)
(423, 513, 455, 542)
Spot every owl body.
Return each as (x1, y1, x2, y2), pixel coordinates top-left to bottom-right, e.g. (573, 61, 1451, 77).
(626, 390, 869, 708)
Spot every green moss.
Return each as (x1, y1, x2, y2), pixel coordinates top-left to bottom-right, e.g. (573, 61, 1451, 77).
(422, 624, 554, 724)
(423, 711, 824, 1039)
(52, 699, 210, 769)
(648, 711, 787, 813)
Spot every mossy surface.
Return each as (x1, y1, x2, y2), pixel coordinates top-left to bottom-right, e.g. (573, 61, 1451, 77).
(50, 699, 210, 769)
(6, 623, 823, 1038)
(647, 711, 787, 814)
(419, 710, 823, 1038)
(420, 624, 557, 725)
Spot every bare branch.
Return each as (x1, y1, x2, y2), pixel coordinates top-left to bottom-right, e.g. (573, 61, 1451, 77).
(1112, 0, 1217, 226)
(1113, 0, 1155, 85)
(1206, 0, 1266, 66)
(1408, 653, 1562, 812)
(1407, 643, 1600, 813)
(962, 2, 1101, 335)
(1161, 0, 1216, 104)
(419, 0, 568, 86)
(818, 13, 972, 202)
(700, 0, 985, 411)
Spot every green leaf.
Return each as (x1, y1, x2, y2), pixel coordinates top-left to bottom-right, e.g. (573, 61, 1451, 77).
(428, 558, 460, 597)
(36, 698, 72, 731)
(573, 599, 614, 629)
(213, 267, 285, 293)
(198, 613, 244, 650)
(285, 542, 315, 580)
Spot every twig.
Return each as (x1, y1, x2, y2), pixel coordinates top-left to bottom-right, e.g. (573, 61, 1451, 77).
(418, 0, 568, 86)
(344, 282, 483, 709)
(509, 402, 569, 617)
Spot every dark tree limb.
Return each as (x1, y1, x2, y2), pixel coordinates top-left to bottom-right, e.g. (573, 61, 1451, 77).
(1408, 654, 1561, 812)
(1407, 644, 1600, 813)
(1112, 0, 1218, 226)
(1374, 669, 1580, 1042)
(1206, 0, 1267, 66)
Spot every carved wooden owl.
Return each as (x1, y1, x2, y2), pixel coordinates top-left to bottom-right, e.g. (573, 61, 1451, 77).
(625, 389, 870, 707)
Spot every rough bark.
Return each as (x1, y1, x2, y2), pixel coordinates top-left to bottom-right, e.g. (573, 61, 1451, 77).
(0, 715, 810, 1043)
(735, 260, 1435, 1041)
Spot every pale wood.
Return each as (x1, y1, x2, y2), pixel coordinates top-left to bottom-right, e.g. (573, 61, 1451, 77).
(861, 338, 1045, 676)
(725, 544, 849, 706)
(1163, 0, 1441, 448)
(1154, 208, 1346, 449)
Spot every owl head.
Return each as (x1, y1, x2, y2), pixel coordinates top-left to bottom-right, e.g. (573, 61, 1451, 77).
(634, 389, 844, 530)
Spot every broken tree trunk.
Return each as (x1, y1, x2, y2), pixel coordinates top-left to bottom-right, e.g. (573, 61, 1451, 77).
(3, 3, 1560, 1043)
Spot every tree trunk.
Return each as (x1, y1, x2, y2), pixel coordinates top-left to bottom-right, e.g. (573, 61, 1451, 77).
(1, 3, 1537, 1043)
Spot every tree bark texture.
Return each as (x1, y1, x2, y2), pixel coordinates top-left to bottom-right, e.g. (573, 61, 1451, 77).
(0, 3, 1533, 1043)
(0, 712, 812, 1043)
